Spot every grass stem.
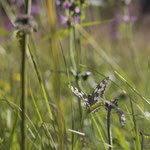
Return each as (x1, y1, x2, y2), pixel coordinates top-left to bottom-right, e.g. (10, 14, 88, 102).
(20, 33, 27, 150)
(20, 0, 32, 149)
(107, 107, 113, 150)
(47, 0, 64, 149)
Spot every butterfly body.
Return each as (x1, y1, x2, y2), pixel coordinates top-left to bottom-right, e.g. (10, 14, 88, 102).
(88, 94, 98, 106)
(69, 77, 109, 112)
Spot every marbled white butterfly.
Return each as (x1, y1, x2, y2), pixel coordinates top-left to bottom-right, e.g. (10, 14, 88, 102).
(69, 77, 109, 112)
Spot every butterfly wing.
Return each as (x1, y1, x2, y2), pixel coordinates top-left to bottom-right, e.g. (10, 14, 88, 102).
(69, 85, 90, 109)
(92, 77, 109, 102)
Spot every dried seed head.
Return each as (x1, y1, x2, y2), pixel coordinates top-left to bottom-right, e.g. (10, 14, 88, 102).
(14, 15, 38, 34)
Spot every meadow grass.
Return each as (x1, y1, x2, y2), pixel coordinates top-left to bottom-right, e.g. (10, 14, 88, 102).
(0, 0, 150, 150)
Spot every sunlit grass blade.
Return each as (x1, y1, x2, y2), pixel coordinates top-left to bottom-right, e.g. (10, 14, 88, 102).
(125, 105, 137, 149)
(30, 88, 57, 149)
(0, 98, 43, 148)
(69, 26, 77, 71)
(28, 45, 53, 120)
(47, 0, 64, 149)
(30, 88, 44, 125)
(114, 71, 150, 105)
(44, 123, 57, 150)
(125, 105, 141, 150)
(129, 96, 137, 133)
(136, 105, 150, 122)
(59, 40, 70, 85)
(80, 19, 114, 27)
(113, 127, 130, 150)
(91, 114, 107, 150)
(68, 129, 85, 136)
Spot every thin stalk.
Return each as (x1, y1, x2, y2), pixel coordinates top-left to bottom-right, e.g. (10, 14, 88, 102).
(74, 26, 82, 122)
(20, 34, 27, 150)
(92, 114, 107, 150)
(69, 25, 83, 123)
(59, 41, 71, 84)
(114, 71, 150, 105)
(71, 101, 74, 150)
(69, 25, 77, 71)
(47, 0, 64, 149)
(129, 96, 137, 133)
(141, 134, 144, 150)
(145, 58, 150, 96)
(20, 1, 31, 149)
(69, 24, 83, 150)
(28, 45, 53, 120)
(107, 107, 113, 150)
(73, 26, 81, 71)
(30, 88, 56, 149)
(75, 77, 82, 122)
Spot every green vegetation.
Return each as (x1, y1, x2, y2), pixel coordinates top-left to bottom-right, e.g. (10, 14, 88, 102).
(0, 0, 150, 149)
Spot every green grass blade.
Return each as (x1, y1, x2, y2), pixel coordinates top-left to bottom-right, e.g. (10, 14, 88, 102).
(28, 44, 53, 120)
(91, 114, 107, 150)
(114, 71, 150, 105)
(30, 88, 44, 125)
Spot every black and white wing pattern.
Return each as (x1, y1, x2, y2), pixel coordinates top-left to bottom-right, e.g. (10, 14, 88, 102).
(69, 77, 109, 112)
(92, 77, 109, 102)
(69, 85, 90, 109)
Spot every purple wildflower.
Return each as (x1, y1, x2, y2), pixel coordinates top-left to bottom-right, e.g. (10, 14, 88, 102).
(56, 0, 83, 26)
(56, 0, 61, 5)
(10, 0, 23, 7)
(68, 0, 74, 8)
(122, 15, 137, 23)
(62, 0, 74, 9)
(62, 2, 69, 9)
(125, 0, 132, 5)
(31, 5, 40, 15)
(60, 15, 68, 24)
(75, 6, 80, 13)
(110, 19, 120, 40)
(75, 15, 80, 24)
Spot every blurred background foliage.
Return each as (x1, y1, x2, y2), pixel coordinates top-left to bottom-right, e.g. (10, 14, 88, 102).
(0, 0, 150, 149)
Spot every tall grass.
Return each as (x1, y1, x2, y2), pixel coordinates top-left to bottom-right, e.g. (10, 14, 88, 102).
(47, 0, 64, 149)
(0, 0, 150, 149)
(19, 1, 32, 149)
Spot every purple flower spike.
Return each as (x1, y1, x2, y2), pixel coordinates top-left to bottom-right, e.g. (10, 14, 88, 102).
(60, 15, 68, 24)
(68, 0, 74, 8)
(55, 0, 83, 26)
(31, 5, 40, 15)
(56, 0, 60, 5)
(122, 15, 129, 22)
(62, 2, 69, 9)
(75, 15, 80, 24)
(125, 0, 132, 5)
(10, 0, 16, 3)
(122, 15, 137, 23)
(12, 0, 23, 7)
(75, 6, 80, 13)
